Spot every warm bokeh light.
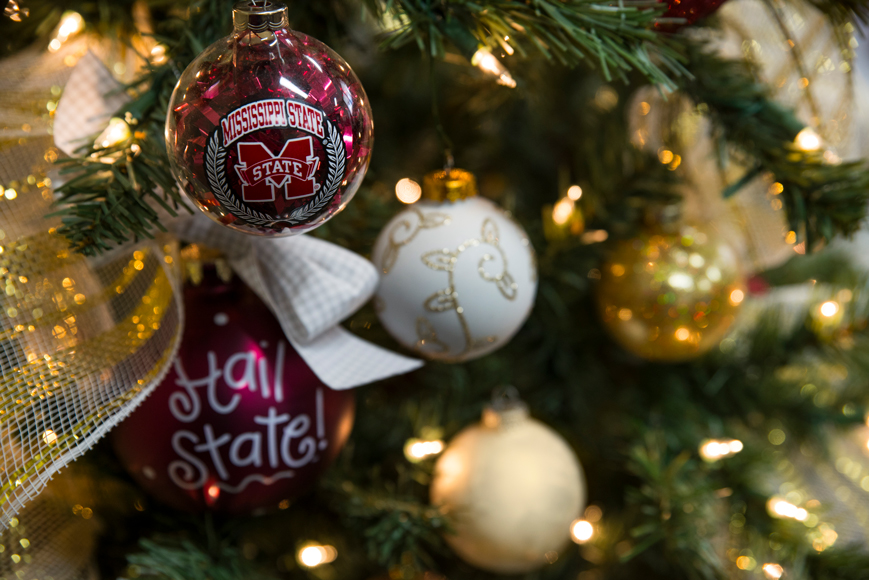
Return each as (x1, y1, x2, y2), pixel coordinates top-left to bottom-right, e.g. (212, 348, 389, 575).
(395, 178, 422, 204)
(763, 563, 784, 579)
(58, 12, 84, 38)
(584, 505, 603, 522)
(570, 519, 594, 543)
(810, 523, 838, 552)
(819, 300, 839, 318)
(298, 544, 338, 567)
(658, 149, 674, 164)
(768, 498, 808, 521)
(567, 185, 583, 200)
(404, 438, 445, 462)
(49, 12, 83, 52)
(729, 289, 745, 305)
(736, 556, 757, 571)
(674, 327, 690, 342)
(581, 229, 608, 244)
(97, 118, 132, 149)
(699, 438, 743, 461)
(471, 48, 517, 88)
(552, 198, 574, 225)
(150, 44, 168, 65)
(795, 127, 822, 152)
(206, 484, 220, 500)
(42, 429, 58, 445)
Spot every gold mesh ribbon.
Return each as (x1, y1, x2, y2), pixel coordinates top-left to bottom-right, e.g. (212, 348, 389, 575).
(0, 33, 184, 576)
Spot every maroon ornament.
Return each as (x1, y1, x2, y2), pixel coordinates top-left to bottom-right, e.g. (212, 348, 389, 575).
(113, 270, 355, 514)
(657, 0, 728, 30)
(165, 0, 373, 237)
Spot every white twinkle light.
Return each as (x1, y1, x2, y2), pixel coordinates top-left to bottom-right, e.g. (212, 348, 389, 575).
(96, 118, 132, 149)
(795, 127, 822, 152)
(395, 178, 422, 204)
(48, 12, 83, 52)
(298, 544, 338, 568)
(699, 439, 743, 461)
(471, 48, 517, 88)
(552, 198, 574, 225)
(768, 498, 809, 521)
(819, 300, 839, 318)
(570, 519, 594, 543)
(404, 438, 445, 462)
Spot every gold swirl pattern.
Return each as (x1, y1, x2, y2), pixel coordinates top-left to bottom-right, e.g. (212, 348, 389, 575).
(381, 208, 450, 274)
(416, 218, 518, 361)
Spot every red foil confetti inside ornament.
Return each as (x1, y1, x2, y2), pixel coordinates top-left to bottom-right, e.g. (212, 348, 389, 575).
(113, 269, 355, 514)
(165, 1, 373, 236)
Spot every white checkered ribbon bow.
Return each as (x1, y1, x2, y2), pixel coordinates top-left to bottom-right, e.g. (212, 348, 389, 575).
(55, 51, 423, 389)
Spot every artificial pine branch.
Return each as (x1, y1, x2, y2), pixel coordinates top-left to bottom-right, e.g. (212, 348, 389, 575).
(51, 127, 192, 256)
(366, 0, 689, 89)
(124, 538, 274, 580)
(325, 477, 450, 573)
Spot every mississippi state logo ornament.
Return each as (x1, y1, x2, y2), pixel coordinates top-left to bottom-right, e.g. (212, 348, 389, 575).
(166, 1, 373, 237)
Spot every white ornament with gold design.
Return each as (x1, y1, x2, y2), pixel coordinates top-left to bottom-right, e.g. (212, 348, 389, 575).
(372, 169, 537, 362)
(430, 396, 586, 574)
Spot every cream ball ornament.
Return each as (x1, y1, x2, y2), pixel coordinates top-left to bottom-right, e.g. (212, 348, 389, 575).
(371, 169, 537, 362)
(429, 397, 586, 574)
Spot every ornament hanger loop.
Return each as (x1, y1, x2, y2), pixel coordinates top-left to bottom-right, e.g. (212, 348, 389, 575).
(490, 385, 524, 410)
(233, 0, 288, 32)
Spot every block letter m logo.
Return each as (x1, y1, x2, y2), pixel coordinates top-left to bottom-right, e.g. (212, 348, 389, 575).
(234, 137, 321, 202)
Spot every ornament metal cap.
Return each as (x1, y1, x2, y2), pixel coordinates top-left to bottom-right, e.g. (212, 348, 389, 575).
(482, 386, 529, 429)
(422, 168, 478, 203)
(233, 0, 288, 32)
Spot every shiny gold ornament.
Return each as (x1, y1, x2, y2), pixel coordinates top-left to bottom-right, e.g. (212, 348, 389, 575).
(596, 222, 745, 361)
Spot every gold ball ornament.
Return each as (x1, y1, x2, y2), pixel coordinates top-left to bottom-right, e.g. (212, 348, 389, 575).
(430, 401, 585, 574)
(596, 222, 745, 361)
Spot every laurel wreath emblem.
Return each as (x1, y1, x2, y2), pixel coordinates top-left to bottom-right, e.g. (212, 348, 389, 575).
(204, 117, 346, 230)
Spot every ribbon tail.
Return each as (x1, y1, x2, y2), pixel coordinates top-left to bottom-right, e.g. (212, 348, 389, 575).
(287, 326, 424, 390)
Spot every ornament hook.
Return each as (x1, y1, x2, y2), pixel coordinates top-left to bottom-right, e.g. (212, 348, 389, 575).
(483, 388, 528, 428)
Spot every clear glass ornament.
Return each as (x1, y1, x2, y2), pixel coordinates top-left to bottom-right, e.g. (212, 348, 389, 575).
(166, 1, 373, 236)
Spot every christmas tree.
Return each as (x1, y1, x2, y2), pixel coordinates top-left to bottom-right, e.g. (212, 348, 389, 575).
(3, 0, 869, 579)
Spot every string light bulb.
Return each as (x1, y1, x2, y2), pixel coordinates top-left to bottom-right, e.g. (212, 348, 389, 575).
(767, 497, 808, 521)
(404, 437, 445, 462)
(395, 177, 422, 204)
(763, 563, 784, 579)
(471, 48, 517, 88)
(567, 185, 582, 201)
(819, 300, 839, 318)
(570, 519, 594, 543)
(150, 44, 168, 65)
(96, 118, 132, 149)
(42, 429, 58, 445)
(297, 543, 338, 567)
(48, 11, 83, 52)
(795, 127, 822, 152)
(552, 197, 574, 226)
(699, 438, 743, 461)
